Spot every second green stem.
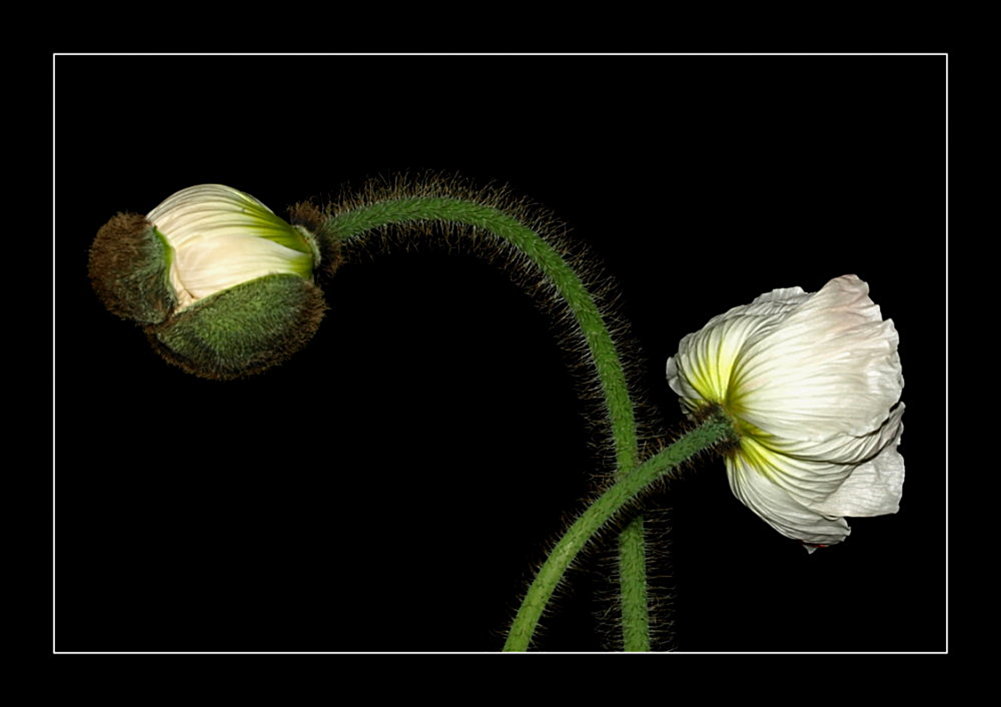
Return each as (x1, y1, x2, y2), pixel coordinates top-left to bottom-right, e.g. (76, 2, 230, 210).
(503, 414, 734, 651)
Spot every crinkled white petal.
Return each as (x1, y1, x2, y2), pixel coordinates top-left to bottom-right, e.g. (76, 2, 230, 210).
(735, 435, 851, 506)
(148, 184, 313, 309)
(733, 275, 904, 441)
(726, 451, 851, 547)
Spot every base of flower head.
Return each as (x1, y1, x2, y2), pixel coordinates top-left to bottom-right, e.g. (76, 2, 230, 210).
(686, 403, 741, 455)
(89, 212, 176, 325)
(146, 273, 327, 380)
(288, 201, 343, 278)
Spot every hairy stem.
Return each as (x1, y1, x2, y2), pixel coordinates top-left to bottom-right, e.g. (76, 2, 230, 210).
(326, 196, 638, 470)
(503, 414, 734, 652)
(322, 195, 650, 649)
(617, 518, 651, 651)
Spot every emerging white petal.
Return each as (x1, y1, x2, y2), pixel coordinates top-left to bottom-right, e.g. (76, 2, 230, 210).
(148, 184, 315, 309)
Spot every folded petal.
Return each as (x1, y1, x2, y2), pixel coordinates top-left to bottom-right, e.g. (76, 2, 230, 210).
(776, 402, 906, 465)
(742, 402, 905, 503)
(806, 408, 905, 518)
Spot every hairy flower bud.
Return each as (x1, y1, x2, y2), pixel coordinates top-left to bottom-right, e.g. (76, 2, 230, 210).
(89, 184, 326, 380)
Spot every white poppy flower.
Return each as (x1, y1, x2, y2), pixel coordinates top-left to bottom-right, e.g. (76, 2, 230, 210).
(665, 275, 905, 550)
(147, 184, 318, 309)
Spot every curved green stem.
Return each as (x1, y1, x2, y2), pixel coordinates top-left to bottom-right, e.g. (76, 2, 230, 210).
(322, 195, 648, 649)
(326, 196, 638, 470)
(503, 414, 734, 652)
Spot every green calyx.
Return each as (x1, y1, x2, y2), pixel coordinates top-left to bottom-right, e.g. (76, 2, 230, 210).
(148, 273, 327, 381)
(89, 212, 176, 325)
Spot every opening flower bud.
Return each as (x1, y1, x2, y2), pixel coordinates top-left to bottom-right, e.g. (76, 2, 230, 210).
(90, 184, 326, 380)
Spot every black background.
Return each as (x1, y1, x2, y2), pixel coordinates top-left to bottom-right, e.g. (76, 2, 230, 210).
(54, 54, 946, 653)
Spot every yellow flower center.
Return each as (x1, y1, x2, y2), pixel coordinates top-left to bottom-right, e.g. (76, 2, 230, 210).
(684, 348, 783, 481)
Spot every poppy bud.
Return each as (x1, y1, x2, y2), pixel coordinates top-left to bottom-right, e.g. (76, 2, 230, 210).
(90, 184, 326, 380)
